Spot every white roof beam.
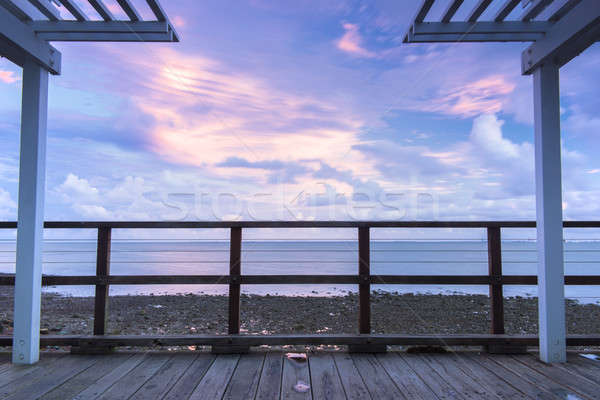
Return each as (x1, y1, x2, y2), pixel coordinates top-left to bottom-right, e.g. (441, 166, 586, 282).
(58, 0, 87, 21)
(30, 20, 169, 32)
(521, 0, 553, 21)
(27, 0, 60, 21)
(522, 0, 600, 74)
(547, 0, 582, 21)
(115, 0, 140, 21)
(404, 0, 435, 43)
(494, 0, 520, 21)
(0, 0, 33, 20)
(0, 5, 61, 73)
(146, 0, 166, 21)
(414, 0, 435, 23)
(406, 21, 550, 43)
(407, 32, 544, 42)
(87, 0, 113, 21)
(467, 0, 493, 22)
(441, 0, 464, 23)
(36, 31, 173, 41)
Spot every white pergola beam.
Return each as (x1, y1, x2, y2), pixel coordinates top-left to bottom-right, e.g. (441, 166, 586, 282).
(28, 20, 179, 42)
(414, 0, 435, 23)
(58, 0, 88, 21)
(87, 0, 114, 21)
(547, 0, 581, 21)
(441, 0, 464, 23)
(0, 0, 32, 20)
(12, 57, 49, 365)
(115, 0, 140, 21)
(27, 0, 60, 21)
(37, 31, 174, 41)
(467, 0, 493, 22)
(146, 0, 166, 21)
(494, 0, 521, 22)
(533, 61, 566, 363)
(521, 0, 553, 21)
(30, 20, 170, 33)
(522, 0, 600, 74)
(0, 5, 61, 74)
(412, 21, 552, 34)
(405, 21, 550, 43)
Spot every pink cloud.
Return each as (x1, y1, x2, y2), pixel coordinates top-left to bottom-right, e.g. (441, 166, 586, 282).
(90, 46, 375, 186)
(0, 70, 19, 84)
(336, 23, 376, 58)
(172, 15, 185, 28)
(420, 75, 516, 118)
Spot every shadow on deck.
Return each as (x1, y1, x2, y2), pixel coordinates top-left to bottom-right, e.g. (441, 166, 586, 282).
(0, 350, 599, 399)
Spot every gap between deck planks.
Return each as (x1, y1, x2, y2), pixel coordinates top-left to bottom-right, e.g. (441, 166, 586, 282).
(0, 351, 599, 399)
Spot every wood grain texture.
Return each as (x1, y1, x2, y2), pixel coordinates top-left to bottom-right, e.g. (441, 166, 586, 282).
(308, 353, 346, 400)
(351, 353, 404, 400)
(332, 353, 371, 400)
(255, 352, 284, 400)
(188, 354, 239, 400)
(95, 353, 171, 400)
(162, 353, 215, 400)
(223, 353, 264, 399)
(0, 350, 597, 399)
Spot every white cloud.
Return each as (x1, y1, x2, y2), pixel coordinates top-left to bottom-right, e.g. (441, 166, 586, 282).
(57, 173, 99, 202)
(469, 114, 522, 160)
(72, 204, 112, 219)
(0, 189, 16, 219)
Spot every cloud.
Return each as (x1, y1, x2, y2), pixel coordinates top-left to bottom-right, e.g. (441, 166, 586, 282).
(336, 23, 377, 58)
(353, 113, 599, 219)
(57, 173, 99, 202)
(0, 70, 19, 84)
(0, 188, 16, 218)
(72, 204, 112, 219)
(85, 46, 374, 187)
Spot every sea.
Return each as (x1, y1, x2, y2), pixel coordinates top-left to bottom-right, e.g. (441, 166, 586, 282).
(0, 240, 599, 304)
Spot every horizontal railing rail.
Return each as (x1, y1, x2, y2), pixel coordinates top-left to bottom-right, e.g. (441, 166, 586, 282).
(1, 220, 600, 228)
(1, 220, 600, 351)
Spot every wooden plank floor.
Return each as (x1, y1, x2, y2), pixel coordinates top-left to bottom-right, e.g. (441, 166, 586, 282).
(0, 351, 598, 399)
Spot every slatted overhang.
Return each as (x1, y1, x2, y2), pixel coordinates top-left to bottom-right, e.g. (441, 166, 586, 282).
(0, 0, 178, 74)
(403, 0, 600, 74)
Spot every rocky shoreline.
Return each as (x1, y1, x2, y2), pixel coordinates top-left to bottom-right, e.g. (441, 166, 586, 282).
(1, 288, 599, 340)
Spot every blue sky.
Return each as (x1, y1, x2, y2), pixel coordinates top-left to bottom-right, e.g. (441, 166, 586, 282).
(1, 0, 600, 223)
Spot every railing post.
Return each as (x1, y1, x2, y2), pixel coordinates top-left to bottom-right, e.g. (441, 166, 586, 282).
(486, 226, 525, 354)
(358, 226, 370, 334)
(73, 226, 112, 354)
(214, 226, 247, 353)
(350, 226, 385, 353)
(487, 227, 504, 335)
(94, 227, 111, 335)
(228, 227, 242, 334)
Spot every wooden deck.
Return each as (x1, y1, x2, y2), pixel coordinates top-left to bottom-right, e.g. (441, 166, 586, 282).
(0, 351, 599, 399)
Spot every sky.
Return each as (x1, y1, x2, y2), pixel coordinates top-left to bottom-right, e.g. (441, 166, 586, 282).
(1, 0, 600, 227)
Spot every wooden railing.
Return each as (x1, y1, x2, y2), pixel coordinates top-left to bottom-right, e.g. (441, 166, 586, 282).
(1, 220, 599, 352)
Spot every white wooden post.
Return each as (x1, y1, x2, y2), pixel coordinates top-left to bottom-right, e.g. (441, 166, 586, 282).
(12, 58, 49, 365)
(533, 61, 566, 363)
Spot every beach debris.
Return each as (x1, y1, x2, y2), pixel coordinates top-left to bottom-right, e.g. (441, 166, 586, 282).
(150, 304, 164, 308)
(580, 354, 600, 361)
(293, 380, 310, 393)
(286, 353, 307, 362)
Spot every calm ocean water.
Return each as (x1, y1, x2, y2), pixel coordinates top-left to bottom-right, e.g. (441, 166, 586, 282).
(0, 240, 599, 303)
